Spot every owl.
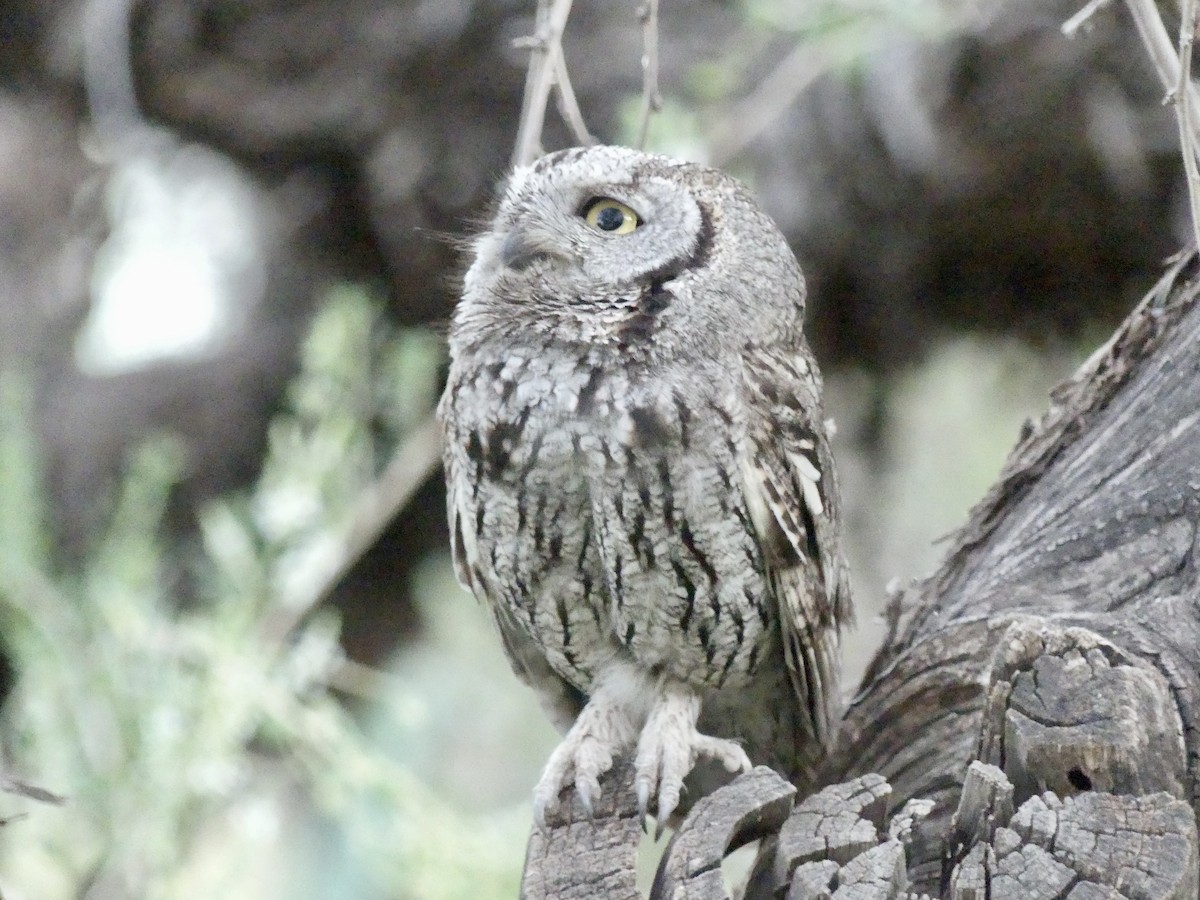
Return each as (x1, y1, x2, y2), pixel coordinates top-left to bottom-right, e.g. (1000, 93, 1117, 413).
(438, 145, 851, 827)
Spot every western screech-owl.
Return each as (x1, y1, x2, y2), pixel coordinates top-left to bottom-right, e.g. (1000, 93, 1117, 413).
(439, 145, 851, 827)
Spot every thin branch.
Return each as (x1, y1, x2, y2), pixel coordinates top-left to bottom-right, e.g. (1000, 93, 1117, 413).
(81, 0, 144, 153)
(335, 414, 443, 586)
(262, 414, 444, 645)
(512, 0, 577, 166)
(1120, 0, 1185, 94)
(1117, 0, 1200, 144)
(636, 0, 662, 149)
(1061, 0, 1115, 38)
(1178, 0, 1200, 249)
(709, 40, 840, 166)
(1067, 0, 1200, 245)
(1119, 0, 1200, 244)
(552, 50, 594, 146)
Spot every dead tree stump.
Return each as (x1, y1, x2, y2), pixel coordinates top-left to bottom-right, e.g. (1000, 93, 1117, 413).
(521, 251, 1200, 898)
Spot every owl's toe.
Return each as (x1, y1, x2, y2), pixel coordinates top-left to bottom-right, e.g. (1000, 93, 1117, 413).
(532, 694, 638, 827)
(694, 732, 754, 774)
(633, 685, 752, 836)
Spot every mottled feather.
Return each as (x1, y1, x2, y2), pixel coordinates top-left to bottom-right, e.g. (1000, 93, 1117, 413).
(741, 343, 852, 752)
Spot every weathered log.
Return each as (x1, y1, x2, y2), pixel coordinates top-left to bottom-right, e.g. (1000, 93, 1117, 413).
(949, 785, 1197, 899)
(832, 248, 1200, 894)
(518, 250, 1200, 897)
(650, 767, 796, 899)
(520, 763, 642, 900)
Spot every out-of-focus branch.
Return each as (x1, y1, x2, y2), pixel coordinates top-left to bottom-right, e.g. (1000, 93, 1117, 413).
(261, 414, 443, 646)
(552, 51, 594, 148)
(636, 0, 661, 149)
(1065, 0, 1200, 247)
(1177, 0, 1200, 249)
(1061, 0, 1114, 36)
(81, 0, 142, 151)
(709, 40, 842, 166)
(1118, 0, 1189, 96)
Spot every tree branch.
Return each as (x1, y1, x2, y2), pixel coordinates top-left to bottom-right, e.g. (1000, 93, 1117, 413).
(260, 414, 442, 645)
(832, 249, 1200, 892)
(708, 40, 841, 166)
(636, 0, 661, 150)
(512, 0, 593, 166)
(512, 0, 575, 166)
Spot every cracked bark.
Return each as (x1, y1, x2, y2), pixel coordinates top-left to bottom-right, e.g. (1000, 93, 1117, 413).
(519, 252, 1200, 897)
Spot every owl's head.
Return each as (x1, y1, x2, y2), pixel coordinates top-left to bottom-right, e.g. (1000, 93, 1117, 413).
(456, 145, 806, 360)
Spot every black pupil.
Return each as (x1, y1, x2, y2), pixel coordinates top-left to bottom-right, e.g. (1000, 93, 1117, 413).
(595, 205, 626, 231)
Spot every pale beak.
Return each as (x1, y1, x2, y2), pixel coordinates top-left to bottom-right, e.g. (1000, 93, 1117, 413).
(500, 228, 570, 270)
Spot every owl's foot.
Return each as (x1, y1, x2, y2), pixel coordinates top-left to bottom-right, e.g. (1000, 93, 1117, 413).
(531, 694, 638, 829)
(633, 686, 752, 834)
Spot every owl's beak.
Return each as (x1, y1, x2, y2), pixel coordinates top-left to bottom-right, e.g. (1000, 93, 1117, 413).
(500, 228, 568, 271)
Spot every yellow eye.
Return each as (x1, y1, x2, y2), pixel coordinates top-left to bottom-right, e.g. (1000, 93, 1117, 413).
(583, 197, 641, 234)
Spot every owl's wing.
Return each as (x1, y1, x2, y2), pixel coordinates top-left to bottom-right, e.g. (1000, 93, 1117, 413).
(741, 342, 851, 751)
(442, 427, 585, 735)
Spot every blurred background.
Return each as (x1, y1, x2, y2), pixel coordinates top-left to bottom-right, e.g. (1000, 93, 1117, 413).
(0, 0, 1186, 896)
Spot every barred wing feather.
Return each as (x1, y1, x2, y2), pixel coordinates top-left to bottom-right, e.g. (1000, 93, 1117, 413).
(741, 343, 851, 750)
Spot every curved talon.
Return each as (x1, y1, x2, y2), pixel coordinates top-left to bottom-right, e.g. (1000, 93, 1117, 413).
(636, 778, 651, 829)
(530, 689, 635, 826)
(656, 783, 680, 835)
(532, 791, 557, 832)
(577, 778, 596, 818)
(532, 748, 573, 829)
(631, 687, 753, 832)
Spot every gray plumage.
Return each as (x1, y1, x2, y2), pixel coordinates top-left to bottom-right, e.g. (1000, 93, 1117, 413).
(438, 145, 851, 826)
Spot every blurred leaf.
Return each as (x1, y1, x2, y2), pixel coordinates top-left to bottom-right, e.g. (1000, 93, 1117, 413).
(0, 285, 520, 900)
(0, 370, 49, 580)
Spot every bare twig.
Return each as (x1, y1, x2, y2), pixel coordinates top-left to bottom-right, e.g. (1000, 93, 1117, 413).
(552, 51, 595, 147)
(81, 0, 143, 152)
(1120, 0, 1189, 98)
(1113, 0, 1200, 145)
(512, 0, 578, 166)
(1066, 0, 1200, 245)
(636, 0, 662, 149)
(262, 414, 444, 645)
(709, 41, 841, 166)
(333, 414, 443, 591)
(1178, 0, 1200, 249)
(1111, 0, 1200, 243)
(1061, 0, 1115, 38)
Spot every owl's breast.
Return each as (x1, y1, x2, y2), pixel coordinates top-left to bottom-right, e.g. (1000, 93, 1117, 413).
(444, 344, 779, 697)
(442, 346, 616, 686)
(589, 413, 779, 692)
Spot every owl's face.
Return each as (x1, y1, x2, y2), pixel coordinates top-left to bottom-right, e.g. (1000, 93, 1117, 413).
(455, 146, 805, 360)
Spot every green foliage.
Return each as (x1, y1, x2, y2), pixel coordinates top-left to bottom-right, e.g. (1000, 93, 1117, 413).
(741, 0, 953, 41)
(0, 287, 525, 899)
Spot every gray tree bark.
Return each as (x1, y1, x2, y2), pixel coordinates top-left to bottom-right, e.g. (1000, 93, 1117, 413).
(520, 251, 1200, 897)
